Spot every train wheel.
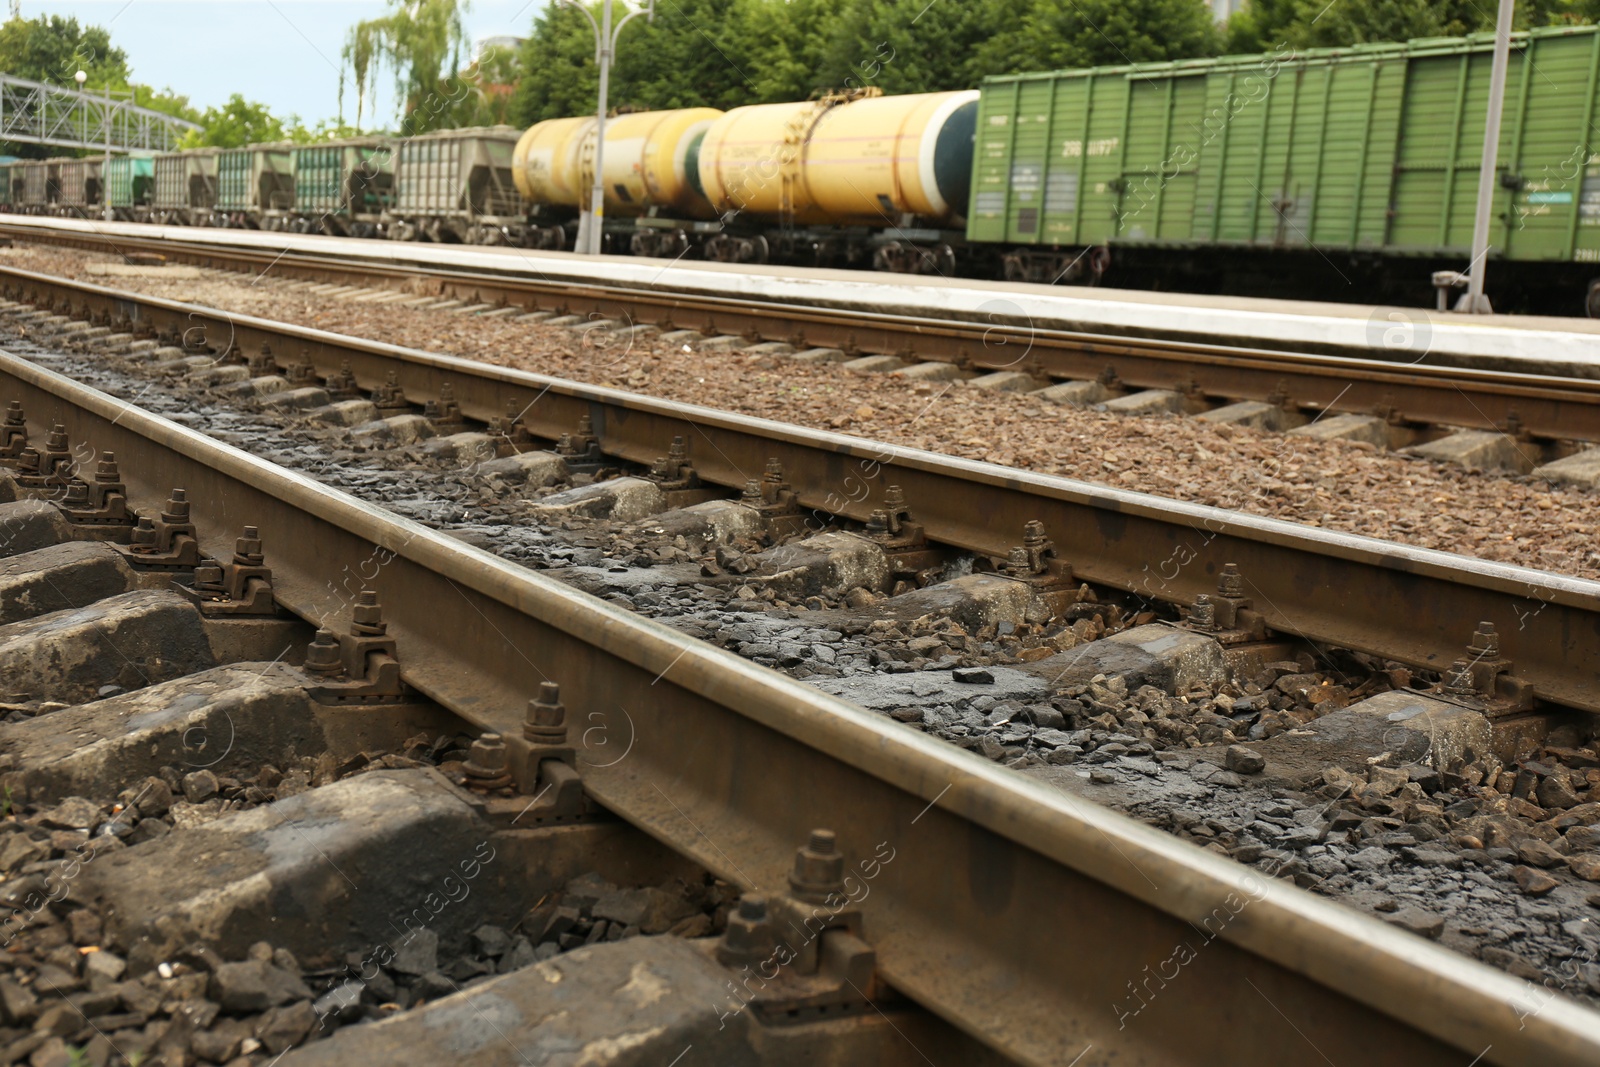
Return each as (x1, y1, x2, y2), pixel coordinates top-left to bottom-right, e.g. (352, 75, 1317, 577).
(1588, 278, 1600, 319)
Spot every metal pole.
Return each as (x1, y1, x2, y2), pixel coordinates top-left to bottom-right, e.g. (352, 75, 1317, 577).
(1465, 0, 1515, 314)
(103, 86, 112, 222)
(587, 0, 613, 256)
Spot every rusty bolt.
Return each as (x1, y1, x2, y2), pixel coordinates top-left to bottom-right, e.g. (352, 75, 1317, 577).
(884, 485, 907, 511)
(440, 382, 456, 403)
(161, 489, 190, 524)
(1443, 658, 1477, 697)
(716, 894, 775, 966)
(577, 414, 594, 437)
(524, 681, 567, 744)
(789, 828, 846, 904)
(1022, 520, 1047, 547)
(1218, 563, 1244, 598)
(668, 435, 688, 463)
(3, 401, 23, 427)
(464, 733, 513, 791)
(740, 479, 764, 506)
(1469, 621, 1500, 658)
(465, 733, 508, 776)
(865, 510, 890, 540)
(45, 424, 67, 451)
(193, 563, 226, 593)
(234, 526, 263, 566)
(94, 452, 120, 484)
(61, 482, 88, 507)
(1190, 593, 1217, 631)
(351, 590, 386, 636)
(129, 515, 158, 551)
(303, 629, 345, 676)
(763, 457, 784, 482)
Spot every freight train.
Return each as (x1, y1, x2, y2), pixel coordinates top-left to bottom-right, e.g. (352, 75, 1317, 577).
(3, 24, 1600, 314)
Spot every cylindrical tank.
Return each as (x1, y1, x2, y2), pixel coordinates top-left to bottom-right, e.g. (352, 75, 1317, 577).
(696, 90, 979, 226)
(514, 108, 722, 219)
(513, 116, 594, 208)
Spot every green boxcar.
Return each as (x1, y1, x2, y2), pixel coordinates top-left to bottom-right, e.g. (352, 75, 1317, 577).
(970, 25, 1600, 298)
(215, 144, 295, 214)
(105, 157, 155, 208)
(292, 138, 394, 217)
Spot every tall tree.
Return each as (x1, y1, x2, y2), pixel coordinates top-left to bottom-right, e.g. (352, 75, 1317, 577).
(343, 0, 470, 134)
(814, 0, 1010, 94)
(179, 95, 286, 148)
(976, 0, 1223, 74)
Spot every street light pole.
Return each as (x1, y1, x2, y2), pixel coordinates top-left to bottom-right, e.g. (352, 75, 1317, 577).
(561, 0, 655, 256)
(74, 69, 117, 222)
(1464, 0, 1516, 314)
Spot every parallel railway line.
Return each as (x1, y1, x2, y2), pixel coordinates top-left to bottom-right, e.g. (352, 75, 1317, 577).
(8, 221, 1600, 449)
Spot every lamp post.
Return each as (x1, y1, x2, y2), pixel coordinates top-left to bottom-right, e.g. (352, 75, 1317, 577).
(559, 0, 655, 256)
(1463, 0, 1515, 314)
(74, 69, 116, 222)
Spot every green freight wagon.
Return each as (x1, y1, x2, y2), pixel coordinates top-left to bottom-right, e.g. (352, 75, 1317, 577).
(152, 148, 221, 225)
(970, 25, 1600, 314)
(286, 138, 394, 237)
(389, 126, 524, 244)
(215, 143, 295, 225)
(105, 157, 155, 219)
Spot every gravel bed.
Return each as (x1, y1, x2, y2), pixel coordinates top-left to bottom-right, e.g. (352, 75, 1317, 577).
(4, 243, 1599, 580)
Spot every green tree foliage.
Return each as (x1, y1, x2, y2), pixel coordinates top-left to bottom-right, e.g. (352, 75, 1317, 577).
(343, 0, 472, 134)
(1225, 0, 1600, 53)
(179, 95, 286, 148)
(0, 15, 127, 88)
(978, 0, 1223, 72)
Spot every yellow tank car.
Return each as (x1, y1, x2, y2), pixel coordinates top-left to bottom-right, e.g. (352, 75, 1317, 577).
(513, 116, 594, 208)
(514, 108, 722, 219)
(695, 90, 979, 227)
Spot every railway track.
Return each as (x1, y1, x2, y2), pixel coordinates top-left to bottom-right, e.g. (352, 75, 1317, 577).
(9, 221, 1600, 460)
(0, 266, 1595, 1062)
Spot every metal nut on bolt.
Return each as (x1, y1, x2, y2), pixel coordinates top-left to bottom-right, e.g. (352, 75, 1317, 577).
(789, 828, 845, 904)
(1218, 562, 1244, 598)
(234, 526, 264, 565)
(351, 590, 386, 636)
(716, 894, 776, 966)
(524, 681, 567, 744)
(464, 733, 513, 791)
(303, 629, 345, 676)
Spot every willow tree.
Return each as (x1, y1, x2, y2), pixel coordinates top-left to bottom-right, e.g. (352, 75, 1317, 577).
(342, 0, 470, 134)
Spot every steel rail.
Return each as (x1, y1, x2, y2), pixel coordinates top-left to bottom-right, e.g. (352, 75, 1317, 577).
(7, 265, 1600, 718)
(2, 348, 1597, 1067)
(7, 223, 1600, 443)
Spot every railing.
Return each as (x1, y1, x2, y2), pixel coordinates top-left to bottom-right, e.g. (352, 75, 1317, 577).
(0, 74, 203, 152)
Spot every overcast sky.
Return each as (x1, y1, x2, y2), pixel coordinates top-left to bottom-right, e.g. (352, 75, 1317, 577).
(24, 1, 540, 126)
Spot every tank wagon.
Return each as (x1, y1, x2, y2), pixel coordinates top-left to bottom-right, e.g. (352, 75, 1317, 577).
(513, 107, 723, 253)
(285, 138, 394, 237)
(695, 89, 979, 271)
(972, 24, 1600, 310)
(387, 126, 523, 244)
